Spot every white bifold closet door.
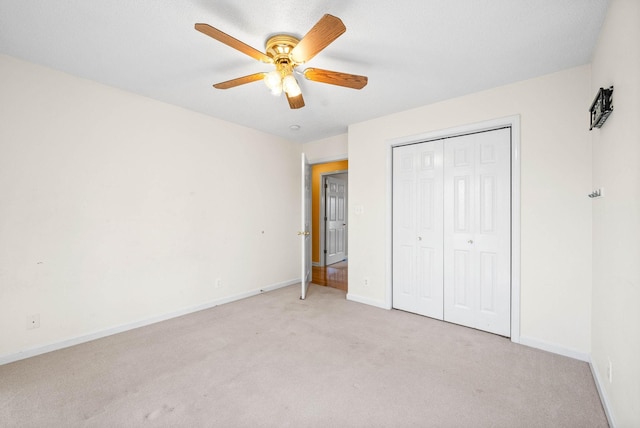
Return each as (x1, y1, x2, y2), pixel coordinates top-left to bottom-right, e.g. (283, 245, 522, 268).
(392, 128, 511, 336)
(392, 139, 444, 319)
(443, 129, 511, 336)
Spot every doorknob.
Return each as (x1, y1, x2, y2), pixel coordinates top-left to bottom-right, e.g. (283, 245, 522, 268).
(468, 240, 474, 244)
(418, 236, 422, 241)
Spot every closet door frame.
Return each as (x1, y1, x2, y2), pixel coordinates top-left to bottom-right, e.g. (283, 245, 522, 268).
(385, 115, 521, 343)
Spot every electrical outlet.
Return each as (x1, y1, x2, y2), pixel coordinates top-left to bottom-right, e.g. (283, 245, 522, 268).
(215, 278, 222, 288)
(26, 314, 40, 330)
(607, 358, 613, 383)
(364, 277, 369, 286)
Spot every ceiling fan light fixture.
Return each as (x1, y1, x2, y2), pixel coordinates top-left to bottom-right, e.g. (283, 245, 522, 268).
(264, 70, 282, 95)
(269, 85, 283, 96)
(283, 74, 301, 97)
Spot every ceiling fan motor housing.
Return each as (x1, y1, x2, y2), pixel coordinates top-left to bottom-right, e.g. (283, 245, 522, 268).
(265, 34, 301, 76)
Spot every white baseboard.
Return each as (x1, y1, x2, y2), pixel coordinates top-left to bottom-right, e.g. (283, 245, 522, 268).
(519, 335, 590, 362)
(590, 358, 616, 427)
(339, 301, 590, 364)
(346, 293, 390, 310)
(0, 279, 299, 366)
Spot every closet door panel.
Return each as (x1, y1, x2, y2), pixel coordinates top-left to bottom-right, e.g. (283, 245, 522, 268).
(393, 141, 444, 319)
(443, 129, 511, 336)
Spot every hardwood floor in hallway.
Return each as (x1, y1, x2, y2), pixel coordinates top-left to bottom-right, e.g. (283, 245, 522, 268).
(312, 261, 347, 292)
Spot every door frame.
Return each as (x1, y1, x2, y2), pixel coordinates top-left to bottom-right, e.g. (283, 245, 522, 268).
(319, 170, 348, 266)
(386, 115, 521, 343)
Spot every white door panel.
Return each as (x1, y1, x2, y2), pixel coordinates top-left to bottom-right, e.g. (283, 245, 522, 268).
(453, 249, 471, 309)
(444, 128, 511, 336)
(417, 247, 435, 299)
(326, 176, 347, 265)
(392, 140, 444, 319)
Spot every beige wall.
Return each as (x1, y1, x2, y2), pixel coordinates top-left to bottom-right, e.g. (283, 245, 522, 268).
(348, 65, 593, 356)
(590, 0, 640, 426)
(302, 133, 348, 163)
(0, 55, 301, 361)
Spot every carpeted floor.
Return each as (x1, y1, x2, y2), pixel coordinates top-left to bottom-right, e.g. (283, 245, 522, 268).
(0, 284, 608, 427)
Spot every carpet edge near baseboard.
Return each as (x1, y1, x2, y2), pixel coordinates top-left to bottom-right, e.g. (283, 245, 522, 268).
(0, 278, 299, 366)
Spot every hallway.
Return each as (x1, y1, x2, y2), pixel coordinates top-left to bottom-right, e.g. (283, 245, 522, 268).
(312, 261, 347, 292)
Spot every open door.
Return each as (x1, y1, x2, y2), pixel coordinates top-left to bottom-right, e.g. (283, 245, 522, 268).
(300, 153, 312, 299)
(325, 175, 347, 265)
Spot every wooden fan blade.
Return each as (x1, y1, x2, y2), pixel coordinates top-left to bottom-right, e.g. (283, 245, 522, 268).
(303, 68, 368, 89)
(290, 14, 346, 63)
(213, 73, 267, 89)
(195, 23, 273, 64)
(286, 92, 305, 109)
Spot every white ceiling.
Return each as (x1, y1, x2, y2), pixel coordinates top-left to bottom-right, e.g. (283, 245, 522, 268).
(0, 0, 609, 143)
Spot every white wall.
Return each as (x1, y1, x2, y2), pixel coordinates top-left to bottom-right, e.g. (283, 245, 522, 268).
(590, 0, 640, 426)
(348, 65, 593, 356)
(0, 55, 301, 361)
(302, 133, 347, 163)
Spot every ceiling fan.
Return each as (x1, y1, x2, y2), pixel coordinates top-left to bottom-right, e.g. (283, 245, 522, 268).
(195, 14, 368, 109)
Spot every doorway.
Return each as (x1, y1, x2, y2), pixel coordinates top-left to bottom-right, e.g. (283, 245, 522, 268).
(310, 160, 348, 292)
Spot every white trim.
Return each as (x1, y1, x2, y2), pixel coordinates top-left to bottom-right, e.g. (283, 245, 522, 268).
(387, 116, 519, 146)
(259, 278, 299, 293)
(385, 115, 522, 343)
(519, 336, 590, 362)
(386, 142, 394, 312)
(346, 293, 390, 310)
(590, 358, 617, 428)
(510, 118, 522, 343)
(0, 279, 298, 366)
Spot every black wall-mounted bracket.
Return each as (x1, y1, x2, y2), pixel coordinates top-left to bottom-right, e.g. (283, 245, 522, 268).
(589, 86, 614, 130)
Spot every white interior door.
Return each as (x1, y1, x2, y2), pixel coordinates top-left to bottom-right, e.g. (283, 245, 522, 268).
(392, 140, 444, 319)
(325, 176, 347, 265)
(443, 128, 511, 336)
(300, 153, 312, 299)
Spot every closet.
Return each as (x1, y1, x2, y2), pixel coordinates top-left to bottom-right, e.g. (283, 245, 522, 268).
(392, 127, 511, 336)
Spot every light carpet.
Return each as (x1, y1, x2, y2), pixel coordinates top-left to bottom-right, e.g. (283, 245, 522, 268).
(0, 284, 607, 427)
